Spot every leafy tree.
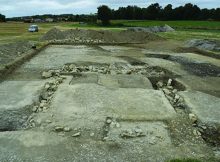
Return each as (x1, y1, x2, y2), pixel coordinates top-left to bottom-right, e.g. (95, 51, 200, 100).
(213, 8, 220, 20)
(182, 3, 201, 20)
(0, 13, 6, 22)
(163, 4, 173, 20)
(97, 5, 112, 25)
(200, 8, 211, 20)
(145, 3, 161, 20)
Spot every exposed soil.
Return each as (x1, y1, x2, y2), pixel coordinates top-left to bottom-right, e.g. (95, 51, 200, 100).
(148, 77, 186, 91)
(41, 28, 164, 43)
(175, 47, 220, 60)
(128, 24, 175, 33)
(186, 39, 220, 52)
(168, 56, 220, 77)
(145, 54, 220, 77)
(117, 56, 146, 65)
(0, 41, 35, 67)
(0, 39, 220, 161)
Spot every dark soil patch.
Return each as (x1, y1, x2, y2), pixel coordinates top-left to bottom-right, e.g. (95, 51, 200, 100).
(175, 47, 220, 60)
(168, 56, 220, 77)
(148, 76, 186, 91)
(145, 54, 220, 77)
(145, 53, 170, 59)
(200, 126, 220, 147)
(117, 56, 146, 65)
(147, 66, 180, 78)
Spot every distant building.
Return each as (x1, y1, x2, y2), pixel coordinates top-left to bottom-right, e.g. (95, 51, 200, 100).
(45, 18, 54, 22)
(23, 18, 33, 23)
(34, 19, 44, 23)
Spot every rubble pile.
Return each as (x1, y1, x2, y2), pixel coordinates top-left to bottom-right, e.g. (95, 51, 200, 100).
(156, 79, 185, 109)
(41, 28, 163, 43)
(59, 63, 167, 78)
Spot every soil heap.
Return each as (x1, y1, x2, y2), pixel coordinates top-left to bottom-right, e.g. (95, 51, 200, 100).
(0, 41, 34, 67)
(187, 39, 220, 52)
(41, 28, 163, 43)
(127, 24, 175, 33)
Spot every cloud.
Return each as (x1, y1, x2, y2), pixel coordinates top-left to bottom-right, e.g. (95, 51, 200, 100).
(0, 0, 219, 18)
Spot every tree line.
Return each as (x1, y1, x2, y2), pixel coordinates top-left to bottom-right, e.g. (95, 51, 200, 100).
(7, 14, 97, 23)
(98, 3, 220, 25)
(0, 13, 5, 22)
(2, 3, 220, 23)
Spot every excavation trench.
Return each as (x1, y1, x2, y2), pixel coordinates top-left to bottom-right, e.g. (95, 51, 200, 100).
(0, 44, 218, 153)
(145, 54, 220, 77)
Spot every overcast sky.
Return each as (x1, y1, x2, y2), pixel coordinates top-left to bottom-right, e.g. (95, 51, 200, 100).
(0, 0, 219, 18)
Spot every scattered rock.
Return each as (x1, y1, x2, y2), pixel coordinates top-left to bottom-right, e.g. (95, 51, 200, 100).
(193, 129, 201, 136)
(156, 81, 163, 88)
(172, 89, 178, 93)
(116, 123, 120, 128)
(55, 126, 64, 132)
(106, 119, 112, 124)
(42, 71, 53, 79)
(45, 119, 52, 124)
(44, 83, 51, 90)
(39, 101, 47, 108)
(120, 127, 145, 138)
(90, 133, 95, 137)
(40, 90, 49, 100)
(167, 79, 172, 86)
(149, 137, 157, 145)
(69, 64, 76, 71)
(189, 113, 197, 123)
(32, 106, 38, 113)
(72, 132, 81, 137)
(163, 88, 171, 95)
(174, 94, 180, 100)
(64, 127, 71, 132)
(35, 119, 42, 126)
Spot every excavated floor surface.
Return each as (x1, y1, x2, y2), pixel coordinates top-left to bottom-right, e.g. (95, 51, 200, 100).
(0, 45, 220, 161)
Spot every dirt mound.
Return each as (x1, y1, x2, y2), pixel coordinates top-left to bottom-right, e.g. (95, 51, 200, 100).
(0, 41, 35, 67)
(186, 39, 220, 52)
(128, 24, 175, 33)
(41, 28, 163, 43)
(41, 28, 65, 41)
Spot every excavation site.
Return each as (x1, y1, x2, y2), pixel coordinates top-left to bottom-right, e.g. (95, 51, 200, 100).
(0, 28, 220, 162)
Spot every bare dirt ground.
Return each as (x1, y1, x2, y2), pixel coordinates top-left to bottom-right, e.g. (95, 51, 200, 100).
(0, 29, 220, 162)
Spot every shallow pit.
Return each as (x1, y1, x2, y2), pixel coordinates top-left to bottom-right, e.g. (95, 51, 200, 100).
(148, 76, 186, 91)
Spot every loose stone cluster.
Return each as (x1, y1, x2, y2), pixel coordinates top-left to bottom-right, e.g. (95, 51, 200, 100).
(49, 38, 104, 44)
(28, 74, 66, 128)
(156, 79, 185, 109)
(59, 63, 167, 78)
(120, 127, 146, 138)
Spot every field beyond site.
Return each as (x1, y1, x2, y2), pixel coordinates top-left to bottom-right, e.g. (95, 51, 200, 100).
(0, 20, 220, 44)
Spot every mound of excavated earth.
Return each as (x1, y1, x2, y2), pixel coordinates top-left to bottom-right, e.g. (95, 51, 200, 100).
(128, 24, 175, 33)
(40, 28, 163, 43)
(0, 41, 35, 68)
(186, 39, 220, 52)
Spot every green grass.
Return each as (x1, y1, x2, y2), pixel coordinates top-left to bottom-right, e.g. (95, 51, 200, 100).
(158, 29, 220, 41)
(111, 20, 220, 41)
(111, 20, 220, 30)
(0, 20, 220, 44)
